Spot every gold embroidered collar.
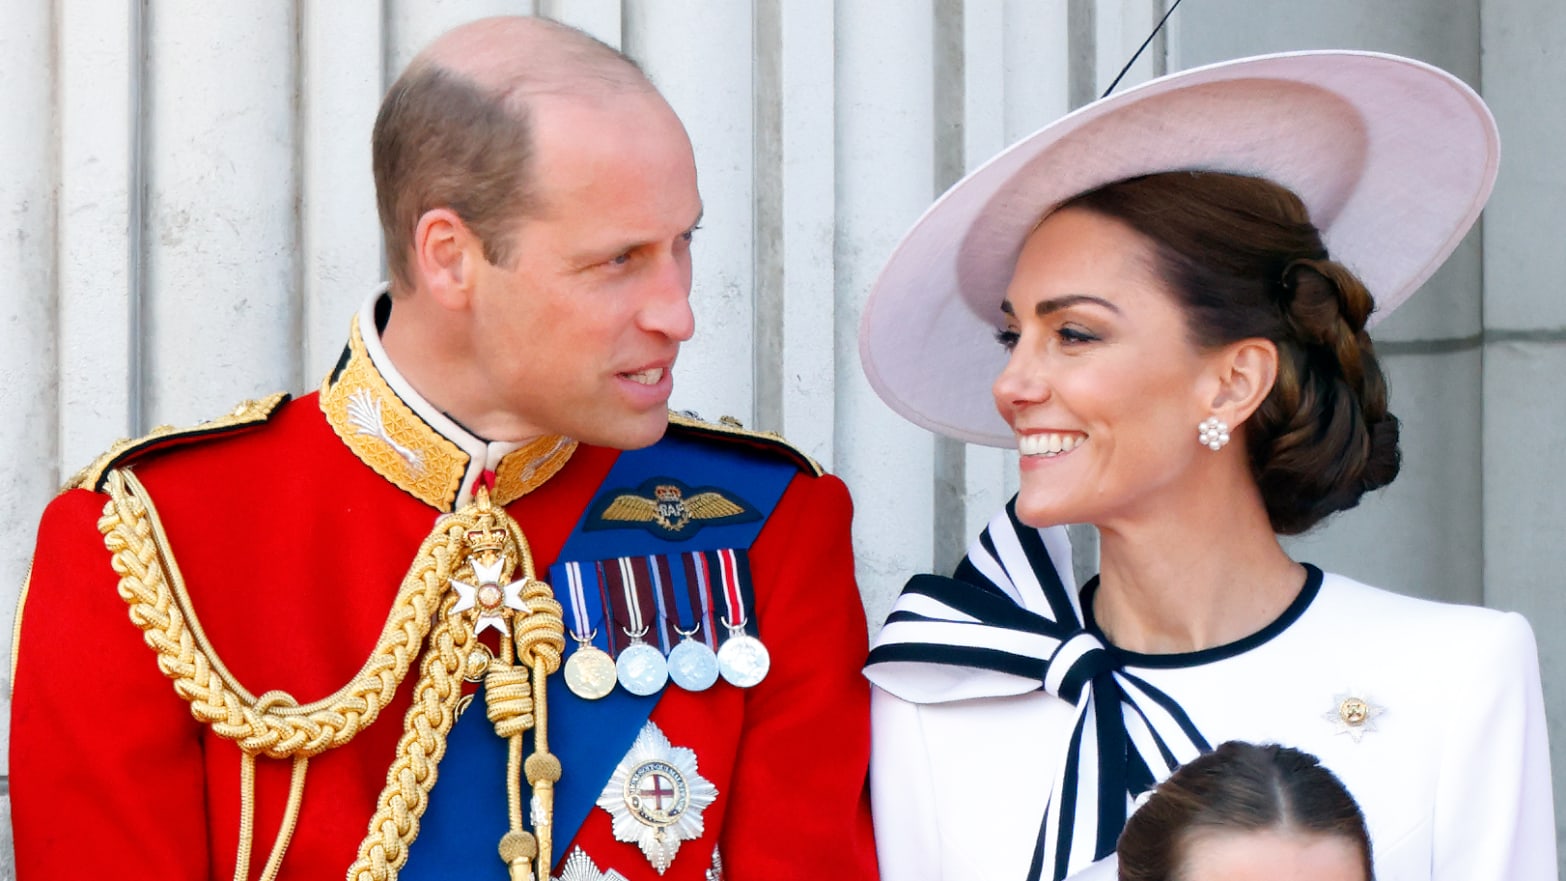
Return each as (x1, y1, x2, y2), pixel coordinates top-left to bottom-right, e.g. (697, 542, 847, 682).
(320, 292, 577, 511)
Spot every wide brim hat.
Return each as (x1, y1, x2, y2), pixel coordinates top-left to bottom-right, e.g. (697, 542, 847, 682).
(858, 50, 1499, 447)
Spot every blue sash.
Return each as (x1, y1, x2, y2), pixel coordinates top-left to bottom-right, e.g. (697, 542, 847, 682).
(401, 431, 795, 878)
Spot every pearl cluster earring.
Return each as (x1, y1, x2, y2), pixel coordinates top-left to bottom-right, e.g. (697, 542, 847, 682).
(1198, 416, 1230, 451)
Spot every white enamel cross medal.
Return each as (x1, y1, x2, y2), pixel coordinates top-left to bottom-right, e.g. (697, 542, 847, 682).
(597, 721, 718, 874)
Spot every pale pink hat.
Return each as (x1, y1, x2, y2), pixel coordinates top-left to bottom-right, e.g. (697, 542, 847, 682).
(859, 50, 1499, 447)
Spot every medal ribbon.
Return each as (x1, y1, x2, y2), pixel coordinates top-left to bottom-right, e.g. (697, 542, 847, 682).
(865, 498, 1230, 881)
(562, 562, 600, 646)
(679, 552, 720, 649)
(712, 548, 758, 637)
(643, 555, 677, 652)
(604, 557, 663, 651)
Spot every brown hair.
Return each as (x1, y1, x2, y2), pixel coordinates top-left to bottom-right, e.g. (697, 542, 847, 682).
(1061, 171, 1400, 535)
(1118, 741, 1374, 881)
(371, 20, 646, 292)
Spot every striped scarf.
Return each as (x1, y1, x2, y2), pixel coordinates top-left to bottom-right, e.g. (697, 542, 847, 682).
(865, 499, 1210, 880)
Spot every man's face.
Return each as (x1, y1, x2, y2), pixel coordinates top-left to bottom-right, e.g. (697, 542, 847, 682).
(465, 91, 702, 450)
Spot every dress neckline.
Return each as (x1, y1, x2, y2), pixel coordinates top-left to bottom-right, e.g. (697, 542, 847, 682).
(1078, 563, 1324, 669)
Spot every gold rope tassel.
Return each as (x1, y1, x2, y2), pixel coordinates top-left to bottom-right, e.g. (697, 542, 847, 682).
(347, 488, 565, 881)
(488, 578, 566, 881)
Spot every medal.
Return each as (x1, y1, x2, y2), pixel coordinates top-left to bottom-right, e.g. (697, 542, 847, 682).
(616, 627, 669, 696)
(667, 624, 719, 692)
(560, 561, 619, 699)
(597, 721, 718, 874)
(711, 547, 769, 687)
(564, 631, 617, 700)
(717, 621, 770, 688)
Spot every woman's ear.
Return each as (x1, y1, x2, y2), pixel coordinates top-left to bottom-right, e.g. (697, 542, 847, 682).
(1209, 337, 1278, 423)
(410, 207, 481, 310)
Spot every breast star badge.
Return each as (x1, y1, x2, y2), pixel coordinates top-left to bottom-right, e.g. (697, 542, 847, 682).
(555, 848, 628, 881)
(597, 721, 718, 874)
(1322, 689, 1385, 743)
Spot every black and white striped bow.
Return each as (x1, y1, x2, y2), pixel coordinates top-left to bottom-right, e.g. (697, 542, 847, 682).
(865, 500, 1210, 881)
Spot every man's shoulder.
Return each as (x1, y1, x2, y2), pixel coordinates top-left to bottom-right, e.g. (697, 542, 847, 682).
(662, 411, 823, 477)
(64, 391, 295, 493)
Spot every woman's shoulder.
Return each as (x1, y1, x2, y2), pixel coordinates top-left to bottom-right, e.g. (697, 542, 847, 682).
(1312, 570, 1539, 668)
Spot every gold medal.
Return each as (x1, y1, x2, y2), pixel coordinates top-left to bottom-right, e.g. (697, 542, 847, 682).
(565, 636, 617, 701)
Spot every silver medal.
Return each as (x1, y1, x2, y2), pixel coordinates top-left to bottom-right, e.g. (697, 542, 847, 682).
(565, 642, 618, 700)
(717, 631, 770, 688)
(616, 628, 669, 696)
(667, 628, 720, 692)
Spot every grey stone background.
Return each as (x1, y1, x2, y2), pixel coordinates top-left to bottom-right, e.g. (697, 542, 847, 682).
(2, 0, 1562, 877)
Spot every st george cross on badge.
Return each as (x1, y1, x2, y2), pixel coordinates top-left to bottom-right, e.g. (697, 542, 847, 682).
(597, 721, 718, 874)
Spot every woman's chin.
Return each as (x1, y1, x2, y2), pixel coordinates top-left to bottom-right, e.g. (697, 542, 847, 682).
(1012, 494, 1074, 530)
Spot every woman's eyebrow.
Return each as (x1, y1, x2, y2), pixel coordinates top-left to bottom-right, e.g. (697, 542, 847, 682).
(1036, 294, 1120, 316)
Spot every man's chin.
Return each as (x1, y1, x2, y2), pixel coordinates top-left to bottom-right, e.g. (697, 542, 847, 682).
(587, 410, 672, 451)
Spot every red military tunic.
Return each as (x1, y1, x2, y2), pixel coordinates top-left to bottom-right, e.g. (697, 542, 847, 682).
(11, 296, 877, 881)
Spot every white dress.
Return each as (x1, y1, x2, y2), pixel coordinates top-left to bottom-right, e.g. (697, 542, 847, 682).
(866, 512, 1556, 881)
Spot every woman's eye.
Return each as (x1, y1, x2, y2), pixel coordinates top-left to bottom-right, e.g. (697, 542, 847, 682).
(994, 328, 1020, 351)
(1058, 325, 1098, 344)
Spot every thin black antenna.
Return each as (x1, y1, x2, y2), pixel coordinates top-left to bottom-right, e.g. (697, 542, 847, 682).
(1100, 0, 1189, 99)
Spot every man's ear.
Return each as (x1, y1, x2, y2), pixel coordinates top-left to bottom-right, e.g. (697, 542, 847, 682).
(1208, 337, 1279, 423)
(410, 207, 481, 310)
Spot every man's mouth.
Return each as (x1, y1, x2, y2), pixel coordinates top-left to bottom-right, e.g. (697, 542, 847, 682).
(622, 367, 666, 386)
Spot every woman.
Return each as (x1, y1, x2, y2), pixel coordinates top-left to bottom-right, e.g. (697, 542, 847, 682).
(860, 52, 1554, 881)
(1118, 741, 1374, 881)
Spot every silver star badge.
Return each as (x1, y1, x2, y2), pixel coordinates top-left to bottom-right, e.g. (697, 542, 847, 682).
(450, 556, 530, 636)
(1322, 688, 1385, 743)
(555, 848, 629, 881)
(596, 721, 719, 874)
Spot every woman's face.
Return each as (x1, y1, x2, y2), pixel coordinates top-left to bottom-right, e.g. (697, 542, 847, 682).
(992, 207, 1224, 529)
(1178, 829, 1367, 881)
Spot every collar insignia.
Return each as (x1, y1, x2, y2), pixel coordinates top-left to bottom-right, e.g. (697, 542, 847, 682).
(585, 478, 760, 541)
(1322, 688, 1385, 743)
(596, 721, 718, 874)
(321, 314, 576, 510)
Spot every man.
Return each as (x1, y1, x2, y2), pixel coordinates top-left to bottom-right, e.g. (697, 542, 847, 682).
(11, 17, 877, 881)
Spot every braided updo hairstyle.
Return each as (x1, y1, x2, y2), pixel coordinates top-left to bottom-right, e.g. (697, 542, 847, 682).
(1061, 171, 1400, 535)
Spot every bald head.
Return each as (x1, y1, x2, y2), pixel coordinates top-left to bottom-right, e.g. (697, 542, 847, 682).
(415, 16, 649, 98)
(373, 16, 658, 292)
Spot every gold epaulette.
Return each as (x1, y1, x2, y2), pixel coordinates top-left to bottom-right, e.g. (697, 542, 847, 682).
(666, 411, 824, 477)
(65, 392, 292, 493)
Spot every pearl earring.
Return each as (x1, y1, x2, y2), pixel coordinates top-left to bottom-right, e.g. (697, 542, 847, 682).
(1198, 417, 1230, 451)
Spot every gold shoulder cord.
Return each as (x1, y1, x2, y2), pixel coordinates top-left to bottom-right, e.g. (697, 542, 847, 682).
(99, 470, 565, 881)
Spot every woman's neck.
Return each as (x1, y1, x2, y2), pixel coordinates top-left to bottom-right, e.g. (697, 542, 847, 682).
(1091, 492, 1303, 655)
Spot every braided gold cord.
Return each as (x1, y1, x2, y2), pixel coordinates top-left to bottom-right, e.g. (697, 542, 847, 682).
(346, 595, 472, 881)
(98, 469, 462, 759)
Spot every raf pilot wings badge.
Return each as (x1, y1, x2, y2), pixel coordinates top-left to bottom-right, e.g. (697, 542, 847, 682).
(584, 477, 760, 541)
